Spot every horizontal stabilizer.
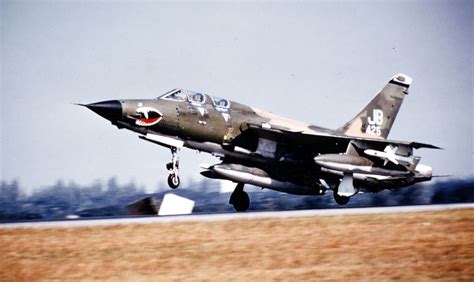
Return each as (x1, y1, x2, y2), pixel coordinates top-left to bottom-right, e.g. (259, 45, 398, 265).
(409, 142, 442, 150)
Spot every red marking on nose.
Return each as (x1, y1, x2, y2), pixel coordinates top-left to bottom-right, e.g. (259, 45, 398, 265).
(139, 117, 161, 124)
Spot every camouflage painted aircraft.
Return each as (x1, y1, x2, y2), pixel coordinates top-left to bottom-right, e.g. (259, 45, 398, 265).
(81, 74, 439, 211)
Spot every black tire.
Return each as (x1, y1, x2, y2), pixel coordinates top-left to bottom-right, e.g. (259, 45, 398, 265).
(232, 191, 250, 212)
(334, 193, 350, 205)
(167, 174, 180, 189)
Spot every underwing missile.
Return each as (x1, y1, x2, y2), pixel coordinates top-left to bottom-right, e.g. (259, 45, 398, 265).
(364, 149, 420, 169)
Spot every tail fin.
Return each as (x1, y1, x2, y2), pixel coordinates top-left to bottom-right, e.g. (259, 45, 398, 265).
(337, 73, 412, 139)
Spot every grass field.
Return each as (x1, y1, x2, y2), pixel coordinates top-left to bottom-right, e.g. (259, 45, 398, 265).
(1, 209, 473, 281)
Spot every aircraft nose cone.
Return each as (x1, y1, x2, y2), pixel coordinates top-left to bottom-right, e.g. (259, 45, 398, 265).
(82, 100, 122, 121)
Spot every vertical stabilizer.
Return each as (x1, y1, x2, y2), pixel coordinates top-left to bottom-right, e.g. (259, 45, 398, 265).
(338, 74, 412, 139)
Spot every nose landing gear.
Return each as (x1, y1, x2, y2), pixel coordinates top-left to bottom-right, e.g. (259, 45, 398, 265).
(166, 147, 180, 189)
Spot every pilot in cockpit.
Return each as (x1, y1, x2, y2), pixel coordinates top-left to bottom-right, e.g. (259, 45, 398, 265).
(191, 93, 204, 103)
(217, 99, 228, 107)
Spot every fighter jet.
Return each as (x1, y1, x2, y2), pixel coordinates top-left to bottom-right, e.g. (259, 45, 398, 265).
(80, 73, 439, 211)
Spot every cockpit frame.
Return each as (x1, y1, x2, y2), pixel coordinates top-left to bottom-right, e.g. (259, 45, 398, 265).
(159, 89, 231, 109)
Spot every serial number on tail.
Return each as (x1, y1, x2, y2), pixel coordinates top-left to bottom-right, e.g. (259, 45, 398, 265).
(366, 109, 383, 136)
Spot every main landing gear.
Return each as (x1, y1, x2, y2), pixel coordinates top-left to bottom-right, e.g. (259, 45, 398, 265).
(333, 192, 350, 205)
(166, 147, 180, 189)
(229, 183, 250, 212)
(331, 174, 355, 205)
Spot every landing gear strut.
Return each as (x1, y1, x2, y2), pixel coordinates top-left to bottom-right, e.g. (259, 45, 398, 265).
(229, 183, 250, 212)
(166, 147, 180, 189)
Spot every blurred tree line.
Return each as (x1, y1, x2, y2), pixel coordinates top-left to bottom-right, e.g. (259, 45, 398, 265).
(1, 176, 473, 221)
(0, 178, 148, 220)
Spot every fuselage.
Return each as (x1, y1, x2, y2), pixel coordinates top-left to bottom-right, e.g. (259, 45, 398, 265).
(119, 90, 335, 146)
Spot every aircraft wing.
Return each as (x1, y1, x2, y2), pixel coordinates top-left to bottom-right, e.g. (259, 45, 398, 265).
(232, 122, 440, 157)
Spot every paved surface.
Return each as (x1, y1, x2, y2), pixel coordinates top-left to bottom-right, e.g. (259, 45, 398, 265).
(1, 203, 473, 229)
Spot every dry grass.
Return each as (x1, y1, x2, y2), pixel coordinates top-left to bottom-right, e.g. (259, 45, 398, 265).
(1, 209, 473, 281)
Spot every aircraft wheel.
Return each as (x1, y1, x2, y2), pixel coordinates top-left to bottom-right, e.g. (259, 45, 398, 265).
(334, 193, 350, 205)
(232, 190, 250, 212)
(167, 174, 180, 189)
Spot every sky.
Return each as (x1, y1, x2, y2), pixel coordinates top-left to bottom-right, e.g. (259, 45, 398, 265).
(1, 0, 473, 193)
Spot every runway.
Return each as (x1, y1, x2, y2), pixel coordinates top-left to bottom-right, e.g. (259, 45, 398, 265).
(1, 203, 473, 229)
(2, 204, 473, 280)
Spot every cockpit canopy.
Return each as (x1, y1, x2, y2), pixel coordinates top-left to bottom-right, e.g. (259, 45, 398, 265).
(159, 89, 230, 109)
(159, 89, 187, 101)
